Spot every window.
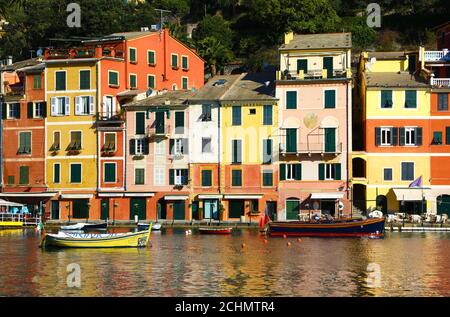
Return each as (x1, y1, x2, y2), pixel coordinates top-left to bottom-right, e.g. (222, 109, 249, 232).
(182, 77, 188, 89)
(171, 138, 186, 155)
(175, 111, 184, 134)
(324, 90, 336, 108)
(232, 139, 242, 164)
(432, 131, 443, 145)
(381, 127, 393, 146)
(7, 103, 20, 119)
(232, 106, 241, 126)
(135, 168, 145, 185)
(135, 138, 146, 155)
(283, 164, 302, 181)
(262, 170, 273, 186)
(438, 93, 449, 111)
(70, 164, 82, 183)
(202, 137, 211, 153)
(263, 105, 273, 125)
(68, 131, 82, 151)
(405, 127, 417, 146)
(147, 75, 155, 89)
(154, 167, 165, 185)
(148, 51, 156, 65)
(52, 97, 69, 116)
(79, 70, 90, 90)
(171, 54, 178, 68)
(7, 176, 14, 185)
(202, 170, 212, 187)
(55, 71, 66, 91)
(33, 74, 42, 89)
(129, 48, 137, 63)
(51, 131, 60, 151)
(201, 104, 212, 121)
(75, 96, 93, 115)
(401, 162, 414, 181)
(324, 128, 337, 152)
(54, 163, 60, 184)
(405, 90, 417, 108)
(286, 91, 297, 109)
(232, 170, 242, 187)
(135, 112, 145, 135)
(104, 163, 116, 183)
(104, 133, 116, 152)
(249, 108, 256, 115)
(108, 71, 119, 87)
(263, 139, 272, 164)
(155, 139, 165, 155)
(381, 90, 393, 108)
(383, 168, 393, 181)
(318, 163, 341, 180)
(130, 74, 137, 89)
(18, 132, 31, 154)
(19, 166, 29, 185)
(297, 59, 308, 73)
(34, 102, 45, 118)
(182, 56, 188, 70)
(170, 169, 188, 185)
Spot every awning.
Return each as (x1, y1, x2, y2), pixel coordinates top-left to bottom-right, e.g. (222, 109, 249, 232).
(310, 192, 345, 199)
(0, 199, 24, 207)
(124, 193, 155, 197)
(224, 195, 263, 200)
(198, 194, 223, 199)
(98, 192, 124, 198)
(60, 194, 93, 199)
(0, 192, 57, 198)
(164, 195, 189, 201)
(393, 188, 426, 201)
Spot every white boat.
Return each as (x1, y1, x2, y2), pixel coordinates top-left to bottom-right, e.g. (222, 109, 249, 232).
(60, 223, 86, 230)
(137, 222, 161, 231)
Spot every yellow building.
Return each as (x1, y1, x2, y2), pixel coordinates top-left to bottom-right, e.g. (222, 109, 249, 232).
(353, 51, 432, 214)
(45, 57, 99, 220)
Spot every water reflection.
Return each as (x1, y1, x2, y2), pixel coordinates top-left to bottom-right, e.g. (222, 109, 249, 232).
(0, 229, 449, 296)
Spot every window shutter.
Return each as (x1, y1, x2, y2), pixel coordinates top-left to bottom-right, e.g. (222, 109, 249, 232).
(54, 164, 60, 183)
(89, 96, 94, 114)
(143, 138, 149, 155)
(175, 112, 184, 134)
(17, 104, 20, 119)
(135, 112, 145, 134)
(294, 164, 302, 180)
(286, 91, 297, 109)
(182, 169, 188, 185)
(416, 127, 422, 145)
(263, 139, 272, 164)
(42, 102, 47, 118)
(27, 102, 33, 118)
(2, 103, 6, 119)
(335, 164, 341, 180)
(324, 90, 336, 108)
(232, 106, 241, 125)
(392, 128, 398, 146)
(375, 127, 381, 146)
(169, 169, 174, 185)
(182, 138, 189, 154)
(280, 164, 286, 181)
(236, 140, 242, 163)
(50, 98, 56, 116)
(65, 97, 70, 116)
(129, 139, 136, 155)
(75, 97, 80, 115)
(446, 127, 450, 145)
(319, 163, 325, 180)
(169, 139, 174, 155)
(399, 128, 406, 146)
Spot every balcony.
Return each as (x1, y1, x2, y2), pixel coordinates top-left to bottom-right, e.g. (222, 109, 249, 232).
(423, 49, 450, 62)
(96, 112, 124, 123)
(45, 48, 96, 60)
(147, 124, 171, 138)
(280, 142, 343, 156)
(431, 77, 450, 88)
(277, 68, 350, 81)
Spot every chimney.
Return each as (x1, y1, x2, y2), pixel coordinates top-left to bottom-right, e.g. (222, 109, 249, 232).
(284, 32, 294, 45)
(7, 56, 13, 65)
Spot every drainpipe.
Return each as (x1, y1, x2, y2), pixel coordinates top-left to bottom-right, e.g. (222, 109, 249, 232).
(124, 110, 127, 192)
(346, 78, 350, 217)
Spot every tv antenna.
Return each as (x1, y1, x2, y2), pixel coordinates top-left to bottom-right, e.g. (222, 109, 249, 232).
(154, 8, 171, 32)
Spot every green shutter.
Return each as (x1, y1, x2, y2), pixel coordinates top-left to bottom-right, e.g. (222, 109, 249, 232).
(105, 163, 116, 182)
(148, 51, 155, 65)
(109, 72, 118, 86)
(392, 128, 399, 146)
(182, 56, 188, 69)
(182, 77, 188, 89)
(70, 164, 82, 183)
(335, 164, 341, 180)
(171, 54, 178, 67)
(232, 106, 241, 125)
(416, 127, 422, 145)
(319, 163, 325, 180)
(130, 139, 136, 155)
(130, 74, 137, 88)
(19, 166, 29, 184)
(80, 70, 90, 90)
(27, 102, 33, 118)
(34, 74, 41, 89)
(169, 169, 174, 185)
(405, 90, 417, 108)
(263, 139, 272, 164)
(324, 90, 336, 108)
(297, 59, 308, 73)
(280, 164, 286, 181)
(286, 91, 297, 109)
(324, 128, 336, 152)
(129, 48, 136, 63)
(175, 112, 184, 134)
(135, 168, 145, 185)
(202, 170, 212, 187)
(294, 164, 302, 180)
(136, 112, 145, 134)
(148, 76, 155, 89)
(263, 171, 273, 186)
(181, 169, 188, 185)
(375, 127, 381, 146)
(54, 164, 60, 183)
(55, 72, 66, 91)
(232, 170, 242, 186)
(286, 128, 297, 152)
(400, 128, 406, 146)
(381, 90, 393, 108)
(446, 127, 450, 145)
(263, 105, 273, 125)
(2, 103, 6, 119)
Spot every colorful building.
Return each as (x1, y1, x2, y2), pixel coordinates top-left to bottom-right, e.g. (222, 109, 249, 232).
(275, 32, 353, 220)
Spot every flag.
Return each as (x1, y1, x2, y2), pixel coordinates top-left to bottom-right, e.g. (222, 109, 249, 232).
(409, 176, 422, 188)
(259, 211, 270, 228)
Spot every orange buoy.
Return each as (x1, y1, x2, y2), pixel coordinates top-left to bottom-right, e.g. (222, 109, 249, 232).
(241, 243, 246, 248)
(297, 238, 302, 243)
(282, 234, 287, 239)
(287, 242, 291, 247)
(263, 239, 268, 244)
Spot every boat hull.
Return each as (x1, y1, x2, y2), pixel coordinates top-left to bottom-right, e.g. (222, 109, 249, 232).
(198, 227, 232, 235)
(41, 230, 151, 248)
(0, 221, 23, 228)
(137, 223, 161, 231)
(268, 218, 385, 237)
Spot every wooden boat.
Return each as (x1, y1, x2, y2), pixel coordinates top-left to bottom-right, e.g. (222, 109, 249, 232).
(137, 222, 161, 231)
(198, 227, 232, 235)
(40, 224, 152, 248)
(268, 217, 385, 238)
(60, 222, 107, 231)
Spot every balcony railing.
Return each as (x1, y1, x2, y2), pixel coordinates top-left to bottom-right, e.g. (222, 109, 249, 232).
(280, 142, 343, 155)
(147, 124, 171, 137)
(278, 68, 350, 81)
(46, 48, 96, 60)
(96, 112, 124, 122)
(423, 50, 450, 62)
(431, 78, 450, 88)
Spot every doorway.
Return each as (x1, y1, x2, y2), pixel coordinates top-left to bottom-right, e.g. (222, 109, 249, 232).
(321, 200, 336, 216)
(173, 201, 185, 220)
(51, 200, 60, 220)
(130, 198, 146, 221)
(266, 201, 277, 221)
(228, 200, 244, 218)
(101, 198, 109, 220)
(204, 199, 219, 220)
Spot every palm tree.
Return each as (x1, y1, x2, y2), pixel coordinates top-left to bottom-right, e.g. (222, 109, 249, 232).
(195, 36, 233, 77)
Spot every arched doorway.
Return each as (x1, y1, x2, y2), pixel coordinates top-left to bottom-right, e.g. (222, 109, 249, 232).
(376, 195, 387, 214)
(437, 195, 450, 216)
(352, 158, 366, 178)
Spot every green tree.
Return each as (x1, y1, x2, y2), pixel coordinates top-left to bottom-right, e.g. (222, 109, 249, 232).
(192, 14, 233, 49)
(195, 36, 233, 76)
